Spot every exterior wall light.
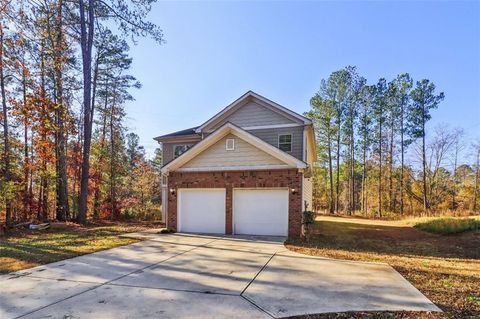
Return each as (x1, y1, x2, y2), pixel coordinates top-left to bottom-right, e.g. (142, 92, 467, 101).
(170, 188, 176, 195)
(291, 188, 297, 194)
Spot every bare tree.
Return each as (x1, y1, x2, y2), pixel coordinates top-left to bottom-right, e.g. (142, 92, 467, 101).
(473, 142, 480, 212)
(450, 128, 464, 211)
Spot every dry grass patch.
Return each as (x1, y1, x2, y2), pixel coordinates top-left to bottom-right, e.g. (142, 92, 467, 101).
(286, 216, 480, 319)
(414, 218, 480, 234)
(0, 221, 163, 274)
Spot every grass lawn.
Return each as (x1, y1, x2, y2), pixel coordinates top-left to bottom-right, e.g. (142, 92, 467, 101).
(285, 215, 480, 319)
(0, 221, 163, 274)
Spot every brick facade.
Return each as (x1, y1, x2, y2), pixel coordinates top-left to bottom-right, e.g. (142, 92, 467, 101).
(167, 169, 303, 237)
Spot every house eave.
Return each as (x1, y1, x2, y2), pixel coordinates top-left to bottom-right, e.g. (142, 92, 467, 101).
(161, 122, 307, 175)
(154, 134, 201, 143)
(194, 91, 312, 134)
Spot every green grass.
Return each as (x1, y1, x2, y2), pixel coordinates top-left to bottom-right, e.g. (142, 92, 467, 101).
(414, 218, 480, 234)
(0, 222, 161, 274)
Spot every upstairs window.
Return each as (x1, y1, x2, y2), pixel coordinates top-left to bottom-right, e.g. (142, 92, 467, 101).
(174, 144, 192, 158)
(278, 134, 292, 152)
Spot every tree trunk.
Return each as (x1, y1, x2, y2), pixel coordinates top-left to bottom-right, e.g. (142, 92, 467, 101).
(77, 0, 95, 223)
(0, 25, 12, 226)
(335, 107, 341, 214)
(421, 106, 429, 212)
(388, 117, 394, 212)
(378, 114, 382, 217)
(473, 148, 479, 212)
(400, 99, 405, 215)
(22, 58, 30, 217)
(452, 144, 459, 211)
(346, 146, 351, 215)
(93, 76, 108, 219)
(350, 118, 355, 214)
(38, 38, 48, 222)
(362, 139, 367, 214)
(110, 89, 117, 220)
(327, 134, 334, 214)
(54, 0, 69, 221)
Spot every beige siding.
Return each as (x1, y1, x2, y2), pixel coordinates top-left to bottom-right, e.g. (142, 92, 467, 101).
(181, 134, 285, 169)
(163, 126, 305, 165)
(248, 126, 304, 161)
(302, 175, 313, 211)
(211, 101, 296, 130)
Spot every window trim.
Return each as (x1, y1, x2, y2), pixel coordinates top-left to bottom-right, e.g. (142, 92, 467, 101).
(226, 138, 235, 151)
(173, 144, 193, 158)
(278, 133, 293, 153)
(161, 175, 168, 187)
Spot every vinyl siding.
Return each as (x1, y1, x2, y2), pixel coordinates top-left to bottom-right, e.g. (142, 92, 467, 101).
(211, 101, 296, 130)
(163, 142, 198, 165)
(247, 126, 304, 161)
(161, 102, 305, 165)
(302, 175, 313, 211)
(181, 134, 285, 169)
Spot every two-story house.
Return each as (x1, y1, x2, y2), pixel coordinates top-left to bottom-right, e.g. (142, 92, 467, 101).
(155, 91, 316, 237)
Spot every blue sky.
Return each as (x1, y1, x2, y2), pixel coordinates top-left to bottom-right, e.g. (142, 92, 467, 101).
(124, 0, 480, 161)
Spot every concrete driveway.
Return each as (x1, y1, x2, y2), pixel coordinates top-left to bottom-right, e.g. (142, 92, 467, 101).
(0, 233, 440, 319)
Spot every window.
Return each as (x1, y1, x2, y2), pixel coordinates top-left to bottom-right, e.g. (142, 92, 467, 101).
(161, 175, 168, 186)
(174, 144, 192, 158)
(278, 134, 292, 152)
(226, 138, 235, 151)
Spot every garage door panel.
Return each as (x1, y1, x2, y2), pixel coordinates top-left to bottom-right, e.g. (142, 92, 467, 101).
(233, 189, 288, 236)
(178, 189, 226, 234)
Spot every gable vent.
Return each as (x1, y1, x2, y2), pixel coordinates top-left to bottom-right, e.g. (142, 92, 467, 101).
(226, 138, 235, 151)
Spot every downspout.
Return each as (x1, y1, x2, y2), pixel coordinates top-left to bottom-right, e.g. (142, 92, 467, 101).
(161, 172, 169, 225)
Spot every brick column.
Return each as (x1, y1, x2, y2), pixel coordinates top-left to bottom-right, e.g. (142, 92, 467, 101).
(167, 186, 178, 231)
(225, 186, 233, 234)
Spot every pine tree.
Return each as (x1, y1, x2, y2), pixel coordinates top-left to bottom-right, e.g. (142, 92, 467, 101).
(409, 79, 444, 212)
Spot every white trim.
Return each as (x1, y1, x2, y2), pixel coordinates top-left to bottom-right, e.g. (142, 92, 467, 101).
(176, 164, 291, 172)
(306, 125, 317, 163)
(154, 135, 200, 143)
(161, 174, 168, 187)
(302, 126, 307, 162)
(161, 187, 167, 223)
(221, 123, 303, 132)
(226, 138, 235, 151)
(195, 91, 311, 133)
(161, 122, 307, 174)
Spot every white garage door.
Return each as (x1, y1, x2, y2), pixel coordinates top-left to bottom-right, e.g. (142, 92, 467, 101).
(233, 189, 289, 236)
(178, 189, 226, 234)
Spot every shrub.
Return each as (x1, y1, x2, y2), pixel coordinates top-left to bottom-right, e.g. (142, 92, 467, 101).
(302, 210, 316, 225)
(301, 210, 316, 242)
(122, 209, 135, 220)
(414, 218, 480, 234)
(158, 228, 175, 234)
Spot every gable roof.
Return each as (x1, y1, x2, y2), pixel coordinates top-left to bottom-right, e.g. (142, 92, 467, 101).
(161, 122, 307, 174)
(194, 91, 312, 133)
